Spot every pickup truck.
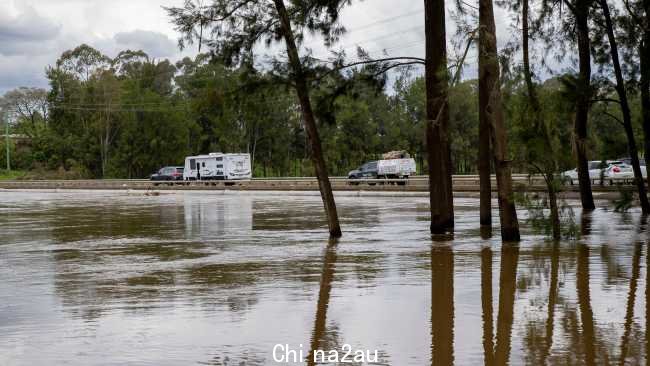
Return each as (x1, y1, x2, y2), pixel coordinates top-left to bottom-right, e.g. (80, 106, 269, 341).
(348, 158, 417, 180)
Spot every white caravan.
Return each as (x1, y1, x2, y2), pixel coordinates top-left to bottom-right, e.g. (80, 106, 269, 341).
(183, 153, 252, 180)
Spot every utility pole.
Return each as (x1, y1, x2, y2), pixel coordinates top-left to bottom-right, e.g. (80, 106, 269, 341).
(3, 109, 9, 171)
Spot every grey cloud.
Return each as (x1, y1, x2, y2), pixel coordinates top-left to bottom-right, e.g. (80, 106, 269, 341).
(114, 30, 178, 58)
(0, 6, 61, 56)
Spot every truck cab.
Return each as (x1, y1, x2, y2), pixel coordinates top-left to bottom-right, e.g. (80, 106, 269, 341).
(348, 161, 378, 179)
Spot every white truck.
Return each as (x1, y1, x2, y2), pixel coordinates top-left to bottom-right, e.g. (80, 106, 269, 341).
(348, 158, 417, 180)
(183, 153, 252, 181)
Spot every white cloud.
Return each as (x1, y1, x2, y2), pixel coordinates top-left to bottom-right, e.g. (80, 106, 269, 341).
(114, 30, 177, 59)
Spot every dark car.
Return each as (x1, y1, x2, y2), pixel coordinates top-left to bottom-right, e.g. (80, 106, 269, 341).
(348, 161, 378, 179)
(150, 166, 184, 181)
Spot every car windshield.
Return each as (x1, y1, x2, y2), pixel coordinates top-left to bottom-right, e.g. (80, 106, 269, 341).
(588, 162, 602, 170)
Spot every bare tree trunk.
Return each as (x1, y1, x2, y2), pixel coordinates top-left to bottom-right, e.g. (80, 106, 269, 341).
(479, 0, 520, 241)
(641, 31, 650, 191)
(600, 0, 650, 213)
(548, 176, 561, 240)
(574, 2, 596, 211)
(424, 0, 454, 234)
(273, 0, 341, 237)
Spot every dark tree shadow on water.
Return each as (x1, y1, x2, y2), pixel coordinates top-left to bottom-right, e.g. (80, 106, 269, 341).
(481, 242, 519, 366)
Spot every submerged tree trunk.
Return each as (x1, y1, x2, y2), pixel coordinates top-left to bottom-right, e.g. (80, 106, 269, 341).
(479, 0, 520, 241)
(273, 0, 342, 237)
(600, 0, 650, 214)
(424, 0, 454, 234)
(479, 116, 492, 231)
(574, 2, 596, 211)
(641, 28, 650, 191)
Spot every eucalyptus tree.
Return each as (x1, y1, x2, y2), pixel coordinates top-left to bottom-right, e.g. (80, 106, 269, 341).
(165, 0, 347, 237)
(1, 87, 49, 138)
(479, 0, 521, 241)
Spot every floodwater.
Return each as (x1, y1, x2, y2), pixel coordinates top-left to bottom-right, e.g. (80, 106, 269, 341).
(0, 191, 648, 365)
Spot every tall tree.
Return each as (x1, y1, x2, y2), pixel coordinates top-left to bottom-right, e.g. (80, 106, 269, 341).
(424, 0, 454, 234)
(521, 0, 562, 239)
(479, 0, 521, 241)
(166, 0, 343, 237)
(562, 0, 597, 210)
(596, 0, 650, 213)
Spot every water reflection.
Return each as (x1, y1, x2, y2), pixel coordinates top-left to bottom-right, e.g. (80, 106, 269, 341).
(431, 244, 454, 366)
(307, 239, 338, 366)
(577, 243, 597, 365)
(3, 192, 650, 365)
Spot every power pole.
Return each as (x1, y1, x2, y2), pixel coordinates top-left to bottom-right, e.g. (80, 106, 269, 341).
(3, 110, 9, 171)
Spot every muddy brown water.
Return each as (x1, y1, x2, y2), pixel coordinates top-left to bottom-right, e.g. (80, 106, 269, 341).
(0, 191, 648, 365)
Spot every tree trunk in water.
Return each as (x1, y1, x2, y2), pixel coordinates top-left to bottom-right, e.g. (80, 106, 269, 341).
(601, 0, 650, 213)
(424, 0, 454, 234)
(574, 3, 596, 211)
(479, 0, 520, 241)
(273, 0, 341, 237)
(479, 111, 492, 230)
(547, 177, 561, 241)
(641, 28, 650, 191)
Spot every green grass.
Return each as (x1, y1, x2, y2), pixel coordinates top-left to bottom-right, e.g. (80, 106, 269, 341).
(0, 170, 27, 180)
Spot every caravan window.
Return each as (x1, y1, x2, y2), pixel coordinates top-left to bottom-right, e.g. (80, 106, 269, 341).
(217, 164, 223, 168)
(216, 157, 223, 162)
(202, 162, 206, 168)
(190, 159, 196, 170)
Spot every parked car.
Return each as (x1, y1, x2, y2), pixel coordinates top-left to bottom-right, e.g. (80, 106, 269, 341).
(150, 166, 184, 181)
(604, 162, 647, 184)
(619, 157, 646, 166)
(561, 160, 623, 185)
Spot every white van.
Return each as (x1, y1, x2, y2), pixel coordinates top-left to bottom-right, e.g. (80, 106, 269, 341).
(183, 153, 252, 181)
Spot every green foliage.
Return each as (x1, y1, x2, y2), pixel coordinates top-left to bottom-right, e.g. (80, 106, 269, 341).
(515, 191, 579, 239)
(613, 188, 634, 212)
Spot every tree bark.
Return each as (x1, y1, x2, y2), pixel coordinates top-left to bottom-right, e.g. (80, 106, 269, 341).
(479, 0, 520, 241)
(641, 27, 650, 191)
(424, 0, 454, 234)
(273, 0, 342, 237)
(574, 1, 596, 211)
(600, 0, 650, 214)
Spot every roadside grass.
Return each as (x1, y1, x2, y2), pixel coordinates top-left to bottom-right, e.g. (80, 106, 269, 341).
(0, 170, 27, 180)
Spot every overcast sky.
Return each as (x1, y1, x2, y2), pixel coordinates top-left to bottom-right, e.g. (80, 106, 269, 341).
(0, 0, 519, 95)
